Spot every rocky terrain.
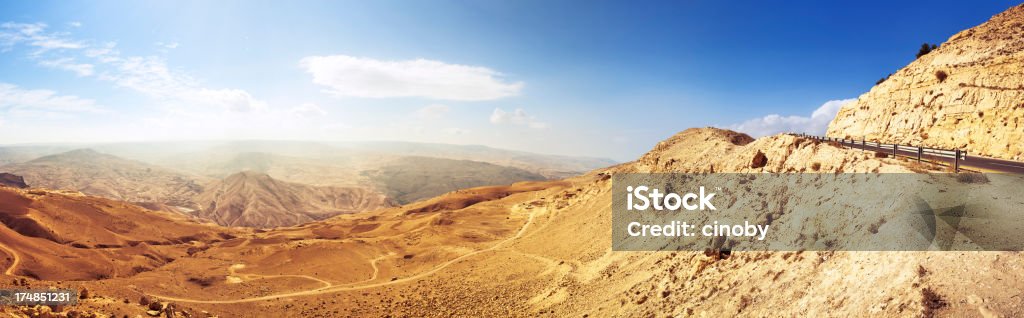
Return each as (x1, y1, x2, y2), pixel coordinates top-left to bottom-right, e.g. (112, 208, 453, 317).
(0, 145, 571, 228)
(0, 4, 1022, 318)
(4, 127, 1019, 317)
(195, 171, 394, 228)
(0, 173, 27, 189)
(0, 149, 207, 209)
(363, 156, 547, 204)
(828, 3, 1024, 161)
(0, 186, 240, 281)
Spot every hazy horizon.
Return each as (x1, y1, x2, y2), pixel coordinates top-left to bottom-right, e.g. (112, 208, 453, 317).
(1, 0, 1019, 162)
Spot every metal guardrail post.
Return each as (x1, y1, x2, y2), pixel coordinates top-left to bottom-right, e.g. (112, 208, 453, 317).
(917, 146, 922, 162)
(892, 144, 897, 157)
(954, 149, 960, 173)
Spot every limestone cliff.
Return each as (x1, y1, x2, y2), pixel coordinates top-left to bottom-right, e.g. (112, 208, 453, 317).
(827, 4, 1024, 160)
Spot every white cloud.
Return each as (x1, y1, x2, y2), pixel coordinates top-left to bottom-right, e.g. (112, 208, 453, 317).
(416, 104, 450, 119)
(39, 57, 94, 76)
(728, 98, 855, 137)
(98, 56, 266, 112)
(0, 82, 103, 114)
(0, 22, 265, 112)
(0, 22, 84, 54)
(289, 103, 327, 117)
(68, 22, 82, 28)
(155, 41, 179, 49)
(444, 127, 470, 135)
(299, 55, 523, 101)
(490, 108, 548, 129)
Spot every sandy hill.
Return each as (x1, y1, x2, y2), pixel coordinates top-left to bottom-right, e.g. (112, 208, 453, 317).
(4, 5, 1024, 316)
(0, 185, 239, 282)
(194, 171, 393, 228)
(1, 149, 206, 209)
(1, 128, 1020, 317)
(828, 3, 1024, 160)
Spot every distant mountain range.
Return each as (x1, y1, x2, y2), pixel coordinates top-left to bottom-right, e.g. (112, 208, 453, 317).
(0, 141, 615, 228)
(195, 171, 393, 227)
(1, 149, 206, 208)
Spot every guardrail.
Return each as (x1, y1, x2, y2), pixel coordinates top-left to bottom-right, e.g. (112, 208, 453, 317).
(790, 133, 969, 172)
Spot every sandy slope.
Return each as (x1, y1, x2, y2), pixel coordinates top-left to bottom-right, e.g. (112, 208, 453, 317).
(5, 128, 1019, 317)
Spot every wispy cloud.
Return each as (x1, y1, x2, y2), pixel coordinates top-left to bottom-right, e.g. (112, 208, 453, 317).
(416, 104, 450, 119)
(490, 108, 547, 129)
(0, 82, 103, 114)
(299, 55, 523, 101)
(289, 103, 327, 117)
(728, 98, 855, 137)
(443, 127, 470, 135)
(39, 57, 94, 76)
(155, 41, 179, 49)
(0, 22, 265, 112)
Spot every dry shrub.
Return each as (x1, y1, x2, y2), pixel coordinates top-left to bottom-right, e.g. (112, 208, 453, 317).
(921, 288, 947, 318)
(955, 173, 989, 184)
(935, 70, 948, 82)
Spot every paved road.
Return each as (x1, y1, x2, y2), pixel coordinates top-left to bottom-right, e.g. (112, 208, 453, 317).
(817, 138, 1024, 174)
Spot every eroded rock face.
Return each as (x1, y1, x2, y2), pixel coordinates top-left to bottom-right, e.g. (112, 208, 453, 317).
(827, 4, 1024, 161)
(0, 172, 28, 188)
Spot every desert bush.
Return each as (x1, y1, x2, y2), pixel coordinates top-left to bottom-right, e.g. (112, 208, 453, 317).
(874, 151, 889, 158)
(955, 172, 989, 184)
(876, 73, 892, 85)
(935, 70, 948, 82)
(916, 43, 937, 58)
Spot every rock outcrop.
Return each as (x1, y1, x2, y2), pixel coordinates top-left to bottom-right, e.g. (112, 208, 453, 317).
(827, 3, 1024, 160)
(0, 172, 28, 188)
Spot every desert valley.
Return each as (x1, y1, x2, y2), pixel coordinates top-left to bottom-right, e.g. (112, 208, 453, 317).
(1, 2, 1024, 318)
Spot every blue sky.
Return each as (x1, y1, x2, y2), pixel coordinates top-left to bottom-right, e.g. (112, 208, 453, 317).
(0, 1, 1018, 161)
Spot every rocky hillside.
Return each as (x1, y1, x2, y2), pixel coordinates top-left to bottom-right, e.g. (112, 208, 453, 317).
(3, 128, 1021, 318)
(0, 173, 27, 189)
(0, 186, 238, 281)
(1, 149, 206, 208)
(364, 156, 548, 204)
(828, 3, 1024, 160)
(195, 171, 393, 228)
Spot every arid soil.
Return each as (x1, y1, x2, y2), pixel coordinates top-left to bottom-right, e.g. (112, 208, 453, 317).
(3, 4, 1024, 317)
(828, 3, 1024, 161)
(1, 128, 1020, 317)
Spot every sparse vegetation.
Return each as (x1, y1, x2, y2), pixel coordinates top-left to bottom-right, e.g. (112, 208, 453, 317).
(876, 73, 892, 85)
(935, 70, 948, 82)
(920, 288, 947, 318)
(955, 172, 990, 184)
(916, 43, 938, 58)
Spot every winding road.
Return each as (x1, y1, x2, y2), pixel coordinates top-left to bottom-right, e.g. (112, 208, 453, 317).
(151, 203, 544, 304)
(0, 242, 21, 276)
(798, 134, 1024, 173)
